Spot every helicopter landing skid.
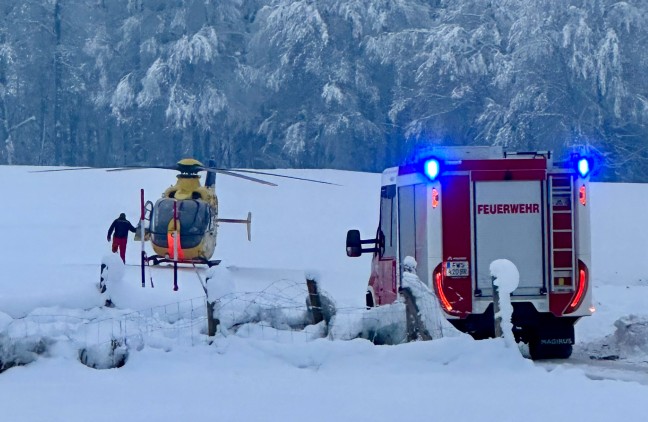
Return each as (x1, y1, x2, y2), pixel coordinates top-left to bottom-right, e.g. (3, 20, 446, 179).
(145, 255, 222, 268)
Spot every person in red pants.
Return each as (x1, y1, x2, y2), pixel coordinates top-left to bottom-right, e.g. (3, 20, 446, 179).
(107, 213, 137, 263)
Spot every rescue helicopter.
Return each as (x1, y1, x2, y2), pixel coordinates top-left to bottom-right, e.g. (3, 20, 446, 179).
(134, 158, 255, 268)
(33, 158, 337, 277)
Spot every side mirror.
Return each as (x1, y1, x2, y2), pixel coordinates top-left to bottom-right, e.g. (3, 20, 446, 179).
(346, 230, 363, 257)
(346, 229, 381, 257)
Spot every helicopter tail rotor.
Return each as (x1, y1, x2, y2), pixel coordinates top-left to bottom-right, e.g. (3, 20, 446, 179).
(246, 212, 252, 241)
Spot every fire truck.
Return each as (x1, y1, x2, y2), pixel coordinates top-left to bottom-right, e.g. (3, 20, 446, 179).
(346, 146, 593, 359)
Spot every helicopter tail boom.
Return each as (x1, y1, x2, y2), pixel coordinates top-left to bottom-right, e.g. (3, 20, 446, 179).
(217, 212, 252, 241)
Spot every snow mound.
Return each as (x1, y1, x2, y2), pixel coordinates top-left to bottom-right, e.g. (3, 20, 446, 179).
(490, 259, 520, 295)
(79, 339, 128, 369)
(329, 303, 407, 344)
(206, 265, 236, 303)
(490, 259, 520, 348)
(99, 254, 126, 306)
(211, 275, 312, 333)
(0, 334, 53, 373)
(614, 315, 648, 353)
(0, 311, 12, 332)
(576, 314, 648, 363)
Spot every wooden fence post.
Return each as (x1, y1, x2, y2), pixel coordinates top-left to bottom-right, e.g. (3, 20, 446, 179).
(306, 278, 324, 325)
(206, 300, 219, 337)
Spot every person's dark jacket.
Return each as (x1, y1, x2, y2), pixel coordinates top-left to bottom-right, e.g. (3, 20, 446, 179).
(108, 217, 137, 240)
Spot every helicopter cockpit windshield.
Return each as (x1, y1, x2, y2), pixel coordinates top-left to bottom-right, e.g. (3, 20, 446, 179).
(151, 198, 211, 249)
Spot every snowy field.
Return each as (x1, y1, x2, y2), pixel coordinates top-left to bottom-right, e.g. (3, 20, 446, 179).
(0, 165, 647, 422)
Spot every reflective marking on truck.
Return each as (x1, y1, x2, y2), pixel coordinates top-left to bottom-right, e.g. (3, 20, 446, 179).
(540, 338, 572, 345)
(477, 203, 540, 215)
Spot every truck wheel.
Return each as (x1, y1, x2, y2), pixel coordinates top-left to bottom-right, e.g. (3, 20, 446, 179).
(366, 291, 375, 309)
(529, 339, 573, 360)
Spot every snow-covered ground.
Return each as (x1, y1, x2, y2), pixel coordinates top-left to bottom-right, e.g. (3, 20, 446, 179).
(0, 166, 647, 421)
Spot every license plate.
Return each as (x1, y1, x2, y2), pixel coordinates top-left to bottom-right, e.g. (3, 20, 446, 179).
(445, 261, 469, 277)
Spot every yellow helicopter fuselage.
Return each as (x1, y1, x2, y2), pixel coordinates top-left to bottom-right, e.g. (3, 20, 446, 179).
(149, 174, 219, 262)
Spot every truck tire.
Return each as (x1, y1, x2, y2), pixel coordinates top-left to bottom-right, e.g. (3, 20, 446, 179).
(366, 291, 375, 309)
(529, 339, 573, 360)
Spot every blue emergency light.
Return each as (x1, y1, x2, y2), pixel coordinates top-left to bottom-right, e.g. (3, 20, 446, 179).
(577, 157, 590, 178)
(423, 158, 440, 181)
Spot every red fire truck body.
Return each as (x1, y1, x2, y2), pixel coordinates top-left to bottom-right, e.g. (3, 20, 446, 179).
(346, 146, 593, 358)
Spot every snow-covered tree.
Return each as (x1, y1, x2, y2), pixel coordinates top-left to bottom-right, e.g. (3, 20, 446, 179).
(1, 0, 648, 180)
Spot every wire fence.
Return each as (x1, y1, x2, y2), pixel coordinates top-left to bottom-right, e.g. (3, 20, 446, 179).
(2, 278, 424, 352)
(3, 297, 209, 350)
(3, 301, 412, 352)
(91, 297, 208, 348)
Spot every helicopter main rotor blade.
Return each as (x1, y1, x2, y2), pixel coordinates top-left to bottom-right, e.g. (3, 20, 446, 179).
(29, 167, 97, 173)
(222, 168, 341, 186)
(210, 169, 278, 186)
(30, 163, 338, 186)
(30, 165, 175, 173)
(106, 165, 176, 172)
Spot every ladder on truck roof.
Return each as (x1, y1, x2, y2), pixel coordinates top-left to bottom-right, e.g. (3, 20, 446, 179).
(549, 174, 575, 292)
